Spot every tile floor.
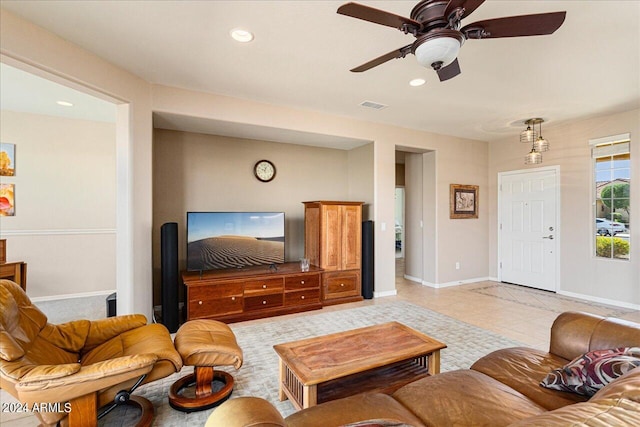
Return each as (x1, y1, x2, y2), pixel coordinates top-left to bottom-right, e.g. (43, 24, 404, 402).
(2, 259, 638, 426)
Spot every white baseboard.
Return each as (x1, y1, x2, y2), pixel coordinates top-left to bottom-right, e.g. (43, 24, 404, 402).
(403, 274, 422, 284)
(422, 277, 492, 289)
(557, 290, 640, 311)
(374, 290, 397, 298)
(31, 289, 115, 302)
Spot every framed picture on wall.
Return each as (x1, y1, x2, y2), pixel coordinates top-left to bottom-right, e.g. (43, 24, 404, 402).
(0, 143, 16, 176)
(0, 183, 15, 216)
(450, 184, 478, 219)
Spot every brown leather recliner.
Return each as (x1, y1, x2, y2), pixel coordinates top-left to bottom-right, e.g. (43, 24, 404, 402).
(0, 279, 183, 426)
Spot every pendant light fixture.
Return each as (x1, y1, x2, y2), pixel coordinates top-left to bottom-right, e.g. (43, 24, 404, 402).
(520, 118, 550, 165)
(520, 121, 538, 144)
(533, 119, 550, 152)
(524, 147, 542, 164)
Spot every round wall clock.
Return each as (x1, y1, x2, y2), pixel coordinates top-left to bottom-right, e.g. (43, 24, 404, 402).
(254, 160, 276, 182)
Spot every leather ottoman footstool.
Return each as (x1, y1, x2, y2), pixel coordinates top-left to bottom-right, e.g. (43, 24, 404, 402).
(169, 319, 243, 412)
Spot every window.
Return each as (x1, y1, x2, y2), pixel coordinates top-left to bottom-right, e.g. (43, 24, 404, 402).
(591, 134, 630, 260)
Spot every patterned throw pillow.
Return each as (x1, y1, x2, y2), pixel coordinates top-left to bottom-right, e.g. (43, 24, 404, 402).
(540, 347, 640, 396)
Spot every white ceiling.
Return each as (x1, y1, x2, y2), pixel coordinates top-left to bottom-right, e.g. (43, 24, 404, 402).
(2, 1, 639, 144)
(0, 63, 116, 123)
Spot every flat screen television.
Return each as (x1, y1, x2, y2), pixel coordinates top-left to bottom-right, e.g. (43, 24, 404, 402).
(187, 212, 285, 271)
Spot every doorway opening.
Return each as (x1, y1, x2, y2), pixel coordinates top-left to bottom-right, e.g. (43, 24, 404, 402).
(394, 147, 435, 284)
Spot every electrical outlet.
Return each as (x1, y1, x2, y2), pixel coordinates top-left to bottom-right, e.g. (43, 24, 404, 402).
(455, 262, 460, 270)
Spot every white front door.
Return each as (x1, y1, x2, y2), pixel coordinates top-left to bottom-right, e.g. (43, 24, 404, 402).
(499, 167, 559, 292)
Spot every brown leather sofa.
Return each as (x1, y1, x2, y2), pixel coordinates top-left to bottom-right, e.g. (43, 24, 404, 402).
(0, 279, 183, 426)
(206, 311, 640, 426)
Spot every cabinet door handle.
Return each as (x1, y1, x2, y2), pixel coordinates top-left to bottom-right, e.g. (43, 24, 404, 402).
(231, 296, 236, 301)
(301, 280, 305, 285)
(301, 295, 305, 299)
(262, 300, 267, 305)
(340, 283, 345, 287)
(198, 300, 203, 305)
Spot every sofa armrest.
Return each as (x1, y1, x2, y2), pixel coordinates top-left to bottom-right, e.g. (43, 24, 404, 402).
(83, 314, 148, 352)
(15, 353, 157, 404)
(205, 397, 286, 427)
(549, 312, 604, 360)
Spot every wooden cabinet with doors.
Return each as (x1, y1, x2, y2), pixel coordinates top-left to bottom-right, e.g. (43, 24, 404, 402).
(303, 201, 364, 305)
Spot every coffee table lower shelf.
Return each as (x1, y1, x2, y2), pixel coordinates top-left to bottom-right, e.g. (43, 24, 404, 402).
(280, 356, 432, 410)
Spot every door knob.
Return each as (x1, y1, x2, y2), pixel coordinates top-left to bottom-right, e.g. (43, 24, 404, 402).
(543, 235, 554, 240)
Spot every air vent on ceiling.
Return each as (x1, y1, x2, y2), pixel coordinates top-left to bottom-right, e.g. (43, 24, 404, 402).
(360, 100, 388, 110)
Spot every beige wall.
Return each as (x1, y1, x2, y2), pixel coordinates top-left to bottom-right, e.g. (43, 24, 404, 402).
(489, 109, 640, 306)
(152, 129, 369, 303)
(0, 110, 116, 298)
(152, 85, 491, 296)
(347, 143, 375, 221)
(404, 153, 423, 281)
(3, 9, 491, 311)
(2, 9, 154, 317)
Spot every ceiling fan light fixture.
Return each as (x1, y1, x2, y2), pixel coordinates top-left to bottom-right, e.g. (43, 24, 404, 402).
(413, 30, 464, 70)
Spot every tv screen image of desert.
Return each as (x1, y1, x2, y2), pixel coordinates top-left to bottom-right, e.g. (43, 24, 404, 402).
(187, 212, 284, 270)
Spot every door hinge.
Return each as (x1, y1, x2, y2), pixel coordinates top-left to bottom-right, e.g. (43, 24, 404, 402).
(499, 261, 502, 269)
(499, 223, 502, 230)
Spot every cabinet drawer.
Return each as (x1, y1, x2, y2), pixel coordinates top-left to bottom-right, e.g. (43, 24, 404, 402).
(244, 278, 284, 295)
(324, 273, 359, 299)
(189, 282, 243, 301)
(285, 274, 320, 290)
(285, 289, 320, 306)
(189, 295, 243, 319)
(244, 293, 284, 311)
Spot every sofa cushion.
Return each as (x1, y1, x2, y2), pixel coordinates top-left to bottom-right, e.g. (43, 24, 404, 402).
(471, 347, 588, 410)
(392, 370, 546, 427)
(591, 365, 640, 402)
(508, 398, 640, 426)
(540, 347, 640, 396)
(340, 421, 413, 427)
(285, 393, 427, 427)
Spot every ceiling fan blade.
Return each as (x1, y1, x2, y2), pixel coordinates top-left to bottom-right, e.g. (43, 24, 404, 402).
(437, 58, 461, 81)
(462, 12, 566, 39)
(338, 2, 420, 33)
(444, 0, 485, 21)
(350, 45, 413, 72)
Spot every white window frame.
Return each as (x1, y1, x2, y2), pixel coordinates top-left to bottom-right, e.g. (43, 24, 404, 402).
(590, 133, 631, 261)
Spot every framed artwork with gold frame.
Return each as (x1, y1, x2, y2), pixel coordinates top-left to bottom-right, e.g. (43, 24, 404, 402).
(450, 184, 478, 219)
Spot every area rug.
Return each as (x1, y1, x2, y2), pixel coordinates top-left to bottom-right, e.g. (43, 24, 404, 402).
(469, 282, 637, 317)
(105, 301, 525, 426)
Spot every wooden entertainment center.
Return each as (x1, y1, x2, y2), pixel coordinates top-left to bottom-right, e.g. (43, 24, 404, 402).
(182, 200, 364, 322)
(183, 262, 323, 322)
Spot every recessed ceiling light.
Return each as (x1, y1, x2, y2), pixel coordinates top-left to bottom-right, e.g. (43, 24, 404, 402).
(230, 28, 254, 43)
(56, 100, 74, 107)
(409, 78, 426, 87)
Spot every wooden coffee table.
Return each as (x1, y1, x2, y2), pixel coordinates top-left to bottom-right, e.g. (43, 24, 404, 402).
(273, 321, 446, 409)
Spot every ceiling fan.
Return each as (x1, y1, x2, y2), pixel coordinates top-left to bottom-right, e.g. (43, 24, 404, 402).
(337, 0, 566, 81)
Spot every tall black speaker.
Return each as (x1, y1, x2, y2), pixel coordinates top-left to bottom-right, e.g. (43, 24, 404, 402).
(161, 222, 180, 333)
(362, 220, 374, 299)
